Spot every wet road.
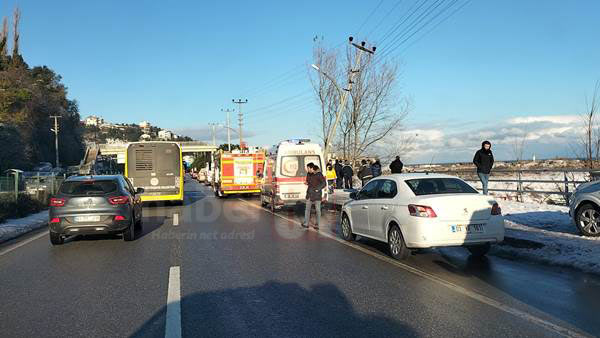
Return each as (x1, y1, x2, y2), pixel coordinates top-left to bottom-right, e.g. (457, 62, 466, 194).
(0, 179, 598, 337)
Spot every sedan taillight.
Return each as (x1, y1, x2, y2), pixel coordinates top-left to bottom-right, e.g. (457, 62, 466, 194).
(408, 204, 437, 218)
(108, 196, 130, 205)
(49, 198, 65, 207)
(491, 203, 502, 215)
(49, 217, 60, 223)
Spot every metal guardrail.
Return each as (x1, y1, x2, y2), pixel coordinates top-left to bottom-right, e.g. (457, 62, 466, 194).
(412, 167, 594, 205)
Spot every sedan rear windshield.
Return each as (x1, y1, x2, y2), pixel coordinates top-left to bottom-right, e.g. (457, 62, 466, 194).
(405, 178, 478, 196)
(59, 180, 118, 195)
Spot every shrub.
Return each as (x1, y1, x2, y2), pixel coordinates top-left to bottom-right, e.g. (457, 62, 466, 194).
(0, 193, 46, 223)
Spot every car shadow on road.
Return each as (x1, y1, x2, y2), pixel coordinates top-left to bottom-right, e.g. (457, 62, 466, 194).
(130, 280, 417, 338)
(63, 216, 167, 243)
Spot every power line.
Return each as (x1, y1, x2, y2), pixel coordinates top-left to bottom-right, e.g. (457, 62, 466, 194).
(355, 0, 385, 37)
(232, 99, 248, 149)
(365, 0, 406, 39)
(377, 0, 429, 45)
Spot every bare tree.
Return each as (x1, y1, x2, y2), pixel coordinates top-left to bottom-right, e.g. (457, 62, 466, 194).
(308, 39, 340, 152)
(12, 7, 20, 58)
(0, 17, 8, 57)
(511, 130, 528, 162)
(334, 48, 409, 165)
(579, 80, 600, 169)
(379, 131, 417, 164)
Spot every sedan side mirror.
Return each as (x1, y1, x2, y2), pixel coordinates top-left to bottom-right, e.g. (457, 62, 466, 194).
(349, 192, 357, 200)
(136, 187, 145, 194)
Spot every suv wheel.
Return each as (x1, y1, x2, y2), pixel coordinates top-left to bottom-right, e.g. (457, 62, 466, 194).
(123, 219, 135, 241)
(576, 204, 600, 237)
(50, 232, 64, 245)
(134, 216, 143, 231)
(388, 224, 410, 260)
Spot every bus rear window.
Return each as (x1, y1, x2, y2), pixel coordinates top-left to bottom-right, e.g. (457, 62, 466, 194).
(405, 178, 478, 196)
(59, 180, 118, 195)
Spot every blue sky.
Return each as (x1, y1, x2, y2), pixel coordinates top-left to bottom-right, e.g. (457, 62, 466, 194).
(3, 0, 599, 163)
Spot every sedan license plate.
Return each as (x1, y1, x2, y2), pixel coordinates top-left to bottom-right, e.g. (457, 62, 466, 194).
(283, 193, 300, 199)
(450, 224, 485, 234)
(74, 215, 101, 223)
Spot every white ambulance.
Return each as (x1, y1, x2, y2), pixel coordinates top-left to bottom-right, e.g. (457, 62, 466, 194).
(260, 139, 327, 212)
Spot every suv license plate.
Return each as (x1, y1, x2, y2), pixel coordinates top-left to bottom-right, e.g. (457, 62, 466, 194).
(74, 215, 101, 222)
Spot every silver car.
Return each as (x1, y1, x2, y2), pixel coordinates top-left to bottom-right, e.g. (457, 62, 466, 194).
(569, 181, 600, 237)
(48, 175, 144, 245)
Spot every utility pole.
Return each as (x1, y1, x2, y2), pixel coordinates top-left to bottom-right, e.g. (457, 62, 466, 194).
(232, 99, 248, 151)
(322, 36, 375, 162)
(50, 115, 62, 168)
(208, 123, 219, 146)
(221, 108, 234, 151)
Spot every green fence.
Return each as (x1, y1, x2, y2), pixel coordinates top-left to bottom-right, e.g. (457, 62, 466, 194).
(0, 177, 15, 192)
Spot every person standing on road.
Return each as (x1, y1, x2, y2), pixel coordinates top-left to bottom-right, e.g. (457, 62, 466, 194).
(334, 159, 343, 189)
(342, 161, 354, 189)
(473, 140, 494, 195)
(326, 163, 337, 189)
(390, 156, 404, 174)
(302, 164, 326, 229)
(371, 159, 382, 177)
(357, 159, 373, 187)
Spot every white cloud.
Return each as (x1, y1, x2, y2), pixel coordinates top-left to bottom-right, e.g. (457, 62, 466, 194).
(507, 115, 580, 125)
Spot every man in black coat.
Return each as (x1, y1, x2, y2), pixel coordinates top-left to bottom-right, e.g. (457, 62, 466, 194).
(357, 159, 373, 187)
(334, 159, 343, 189)
(473, 140, 494, 195)
(302, 164, 326, 229)
(389, 156, 404, 174)
(342, 161, 354, 189)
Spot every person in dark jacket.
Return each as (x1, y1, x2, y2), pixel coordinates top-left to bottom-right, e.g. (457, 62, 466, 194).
(334, 160, 343, 189)
(357, 159, 373, 187)
(342, 161, 354, 189)
(302, 164, 326, 229)
(473, 140, 494, 195)
(371, 159, 382, 177)
(390, 156, 404, 174)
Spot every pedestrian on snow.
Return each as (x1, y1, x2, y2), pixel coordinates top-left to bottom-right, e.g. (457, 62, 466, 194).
(334, 159, 343, 189)
(303, 164, 326, 229)
(390, 156, 404, 174)
(342, 160, 354, 189)
(371, 159, 382, 177)
(357, 159, 373, 187)
(473, 140, 494, 195)
(326, 163, 337, 189)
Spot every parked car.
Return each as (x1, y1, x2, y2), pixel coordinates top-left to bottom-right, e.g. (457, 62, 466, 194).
(569, 181, 600, 237)
(340, 173, 505, 259)
(198, 169, 207, 182)
(48, 175, 144, 245)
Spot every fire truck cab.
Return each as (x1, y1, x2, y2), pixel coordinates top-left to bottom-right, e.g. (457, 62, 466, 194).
(260, 139, 327, 211)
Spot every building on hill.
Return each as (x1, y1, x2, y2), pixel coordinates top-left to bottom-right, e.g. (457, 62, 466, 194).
(158, 130, 173, 140)
(84, 115, 105, 127)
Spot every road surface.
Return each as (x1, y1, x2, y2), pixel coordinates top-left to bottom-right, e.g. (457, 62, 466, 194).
(0, 179, 598, 337)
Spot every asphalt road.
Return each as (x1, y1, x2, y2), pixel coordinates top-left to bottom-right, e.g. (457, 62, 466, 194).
(1, 179, 598, 337)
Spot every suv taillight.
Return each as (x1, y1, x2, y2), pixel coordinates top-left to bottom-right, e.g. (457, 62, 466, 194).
(108, 196, 130, 205)
(408, 204, 437, 218)
(491, 203, 502, 215)
(50, 198, 65, 207)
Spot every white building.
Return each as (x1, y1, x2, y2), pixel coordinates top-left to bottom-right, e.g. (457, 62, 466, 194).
(139, 134, 152, 141)
(158, 130, 173, 140)
(139, 121, 151, 129)
(84, 115, 104, 127)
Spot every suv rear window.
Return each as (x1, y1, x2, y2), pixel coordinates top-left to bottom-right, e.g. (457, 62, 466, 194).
(405, 178, 477, 196)
(59, 180, 118, 195)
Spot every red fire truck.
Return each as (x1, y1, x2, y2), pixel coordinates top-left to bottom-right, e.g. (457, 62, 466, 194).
(212, 149, 265, 198)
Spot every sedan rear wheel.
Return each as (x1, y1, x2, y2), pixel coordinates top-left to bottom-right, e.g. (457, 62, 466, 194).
(340, 214, 356, 241)
(576, 204, 600, 237)
(388, 224, 410, 260)
(467, 243, 491, 257)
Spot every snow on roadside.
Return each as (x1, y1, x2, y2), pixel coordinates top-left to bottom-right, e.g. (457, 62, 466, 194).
(492, 200, 600, 275)
(0, 210, 48, 244)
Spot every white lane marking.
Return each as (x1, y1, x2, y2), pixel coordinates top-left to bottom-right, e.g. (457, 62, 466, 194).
(0, 230, 48, 257)
(237, 198, 589, 338)
(165, 266, 182, 338)
(173, 213, 179, 226)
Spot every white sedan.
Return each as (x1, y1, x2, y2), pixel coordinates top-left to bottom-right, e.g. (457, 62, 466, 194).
(340, 173, 504, 259)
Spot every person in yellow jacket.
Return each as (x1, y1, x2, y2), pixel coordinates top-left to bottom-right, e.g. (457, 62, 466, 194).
(326, 163, 337, 188)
